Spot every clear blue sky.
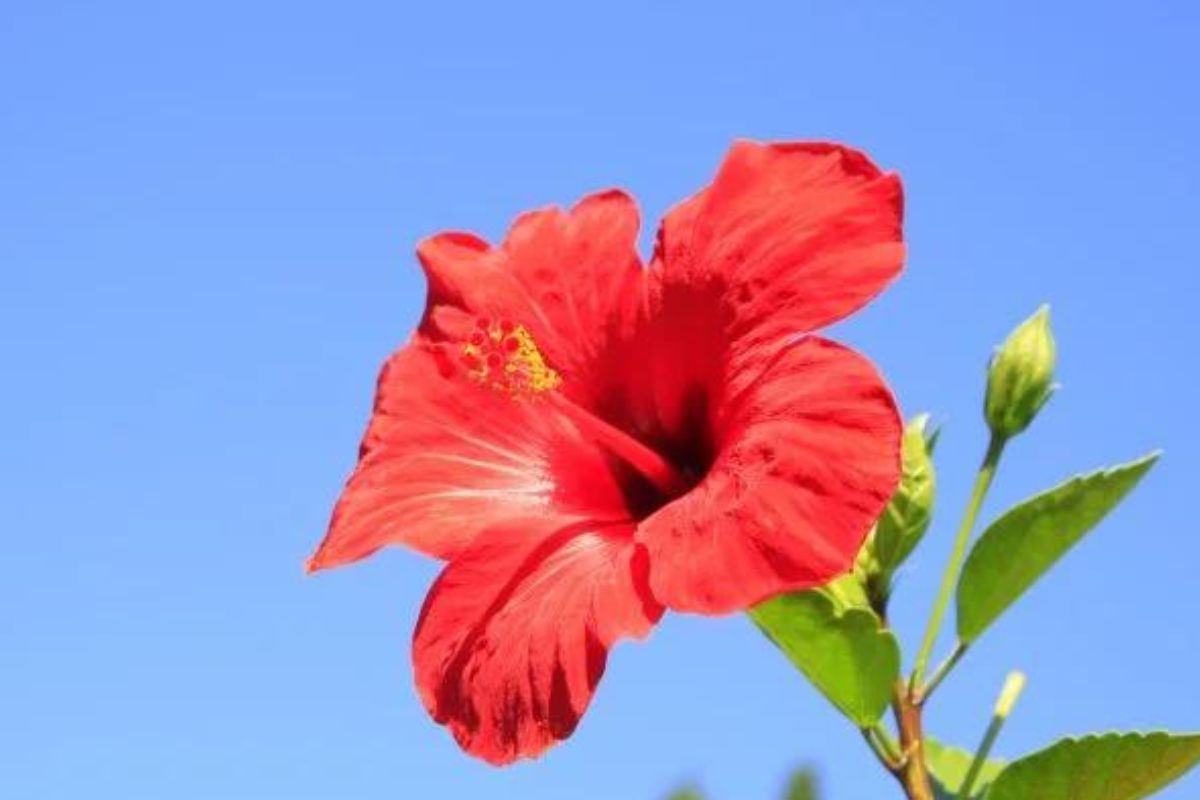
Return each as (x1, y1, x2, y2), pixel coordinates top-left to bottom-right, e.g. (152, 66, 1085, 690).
(3, 2, 1198, 798)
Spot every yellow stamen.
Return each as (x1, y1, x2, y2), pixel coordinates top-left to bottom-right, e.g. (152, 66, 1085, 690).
(460, 319, 561, 398)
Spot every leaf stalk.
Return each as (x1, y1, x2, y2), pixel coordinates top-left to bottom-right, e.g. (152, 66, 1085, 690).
(911, 435, 1006, 692)
(958, 671, 1026, 798)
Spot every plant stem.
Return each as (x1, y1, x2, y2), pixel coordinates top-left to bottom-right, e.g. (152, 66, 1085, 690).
(862, 726, 901, 773)
(958, 672, 1026, 799)
(911, 435, 1006, 691)
(919, 642, 968, 704)
(893, 680, 935, 800)
(871, 724, 902, 763)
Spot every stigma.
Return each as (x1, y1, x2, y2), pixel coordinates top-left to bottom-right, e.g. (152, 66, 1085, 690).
(460, 317, 562, 397)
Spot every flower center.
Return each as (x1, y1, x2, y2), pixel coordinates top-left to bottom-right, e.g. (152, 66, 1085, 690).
(459, 317, 690, 504)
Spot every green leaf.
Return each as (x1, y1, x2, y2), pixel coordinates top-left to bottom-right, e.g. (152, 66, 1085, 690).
(857, 415, 937, 587)
(985, 732, 1200, 799)
(783, 767, 820, 800)
(925, 738, 1005, 799)
(956, 453, 1158, 643)
(749, 591, 900, 727)
(665, 788, 706, 800)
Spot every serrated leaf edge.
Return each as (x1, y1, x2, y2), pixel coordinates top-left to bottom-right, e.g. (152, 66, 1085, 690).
(956, 451, 1160, 643)
(984, 730, 1200, 800)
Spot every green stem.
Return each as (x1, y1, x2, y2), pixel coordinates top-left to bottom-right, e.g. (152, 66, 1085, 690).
(958, 672, 1026, 799)
(872, 724, 902, 763)
(862, 726, 901, 772)
(911, 435, 1006, 692)
(919, 642, 968, 704)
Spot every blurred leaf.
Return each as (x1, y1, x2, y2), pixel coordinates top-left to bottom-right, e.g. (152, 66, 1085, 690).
(750, 591, 899, 727)
(925, 738, 1004, 799)
(783, 767, 820, 800)
(985, 732, 1200, 799)
(665, 788, 706, 800)
(857, 415, 937, 593)
(956, 453, 1158, 643)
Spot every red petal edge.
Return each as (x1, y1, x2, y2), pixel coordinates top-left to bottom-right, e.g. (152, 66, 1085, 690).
(416, 189, 645, 387)
(636, 336, 902, 614)
(307, 343, 631, 570)
(413, 518, 662, 764)
(654, 140, 904, 337)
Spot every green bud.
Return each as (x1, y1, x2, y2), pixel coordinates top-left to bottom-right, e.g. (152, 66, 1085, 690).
(984, 305, 1057, 439)
(784, 768, 819, 800)
(856, 414, 937, 604)
(818, 571, 873, 613)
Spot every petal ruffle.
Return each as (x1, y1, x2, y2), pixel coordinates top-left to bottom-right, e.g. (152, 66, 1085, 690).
(654, 140, 904, 339)
(413, 517, 661, 764)
(417, 190, 646, 395)
(635, 337, 901, 614)
(307, 343, 631, 570)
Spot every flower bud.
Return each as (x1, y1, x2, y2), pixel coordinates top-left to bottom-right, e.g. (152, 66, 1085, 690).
(855, 414, 937, 604)
(985, 305, 1056, 439)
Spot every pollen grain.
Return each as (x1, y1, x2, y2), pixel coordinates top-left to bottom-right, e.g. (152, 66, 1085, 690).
(460, 318, 561, 397)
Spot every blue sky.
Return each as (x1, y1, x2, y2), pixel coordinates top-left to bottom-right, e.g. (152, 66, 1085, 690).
(2, 1, 1198, 798)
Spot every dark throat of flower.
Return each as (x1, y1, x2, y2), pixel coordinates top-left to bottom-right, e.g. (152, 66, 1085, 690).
(548, 393, 690, 500)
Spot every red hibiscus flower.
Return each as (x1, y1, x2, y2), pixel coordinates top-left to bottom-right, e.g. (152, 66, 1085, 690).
(307, 140, 904, 764)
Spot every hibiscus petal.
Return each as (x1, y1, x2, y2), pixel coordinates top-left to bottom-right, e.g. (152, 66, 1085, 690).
(654, 140, 904, 337)
(636, 336, 902, 615)
(307, 343, 630, 569)
(417, 189, 645, 389)
(413, 517, 661, 764)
